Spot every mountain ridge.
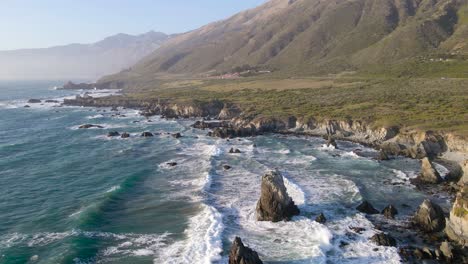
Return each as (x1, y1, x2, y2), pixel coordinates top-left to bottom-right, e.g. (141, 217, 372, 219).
(0, 31, 169, 80)
(101, 0, 468, 84)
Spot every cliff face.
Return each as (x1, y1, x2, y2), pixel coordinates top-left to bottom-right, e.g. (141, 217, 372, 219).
(64, 96, 467, 163)
(446, 186, 468, 246)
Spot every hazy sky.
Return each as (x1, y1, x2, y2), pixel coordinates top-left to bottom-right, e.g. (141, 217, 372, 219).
(0, 0, 266, 50)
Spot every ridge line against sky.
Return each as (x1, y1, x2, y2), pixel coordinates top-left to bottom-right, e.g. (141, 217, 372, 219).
(0, 0, 266, 51)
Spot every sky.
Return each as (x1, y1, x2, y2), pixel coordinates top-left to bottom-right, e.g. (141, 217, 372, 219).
(0, 0, 266, 50)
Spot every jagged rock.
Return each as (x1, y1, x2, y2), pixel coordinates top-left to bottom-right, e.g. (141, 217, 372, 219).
(356, 201, 379, 214)
(326, 135, 338, 149)
(228, 237, 263, 264)
(27, 99, 41, 103)
(256, 170, 300, 222)
(172, 133, 182, 139)
(370, 233, 397, 246)
(79, 124, 104, 129)
(223, 165, 232, 170)
(382, 205, 398, 219)
(229, 148, 242, 154)
(413, 199, 446, 233)
(121, 132, 130, 138)
(107, 131, 120, 137)
(440, 241, 453, 262)
(377, 150, 390, 161)
(315, 213, 327, 223)
(414, 157, 443, 184)
(141, 132, 154, 137)
(445, 185, 468, 246)
(459, 160, 468, 186)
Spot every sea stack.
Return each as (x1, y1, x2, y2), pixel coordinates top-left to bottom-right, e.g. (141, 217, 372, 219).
(413, 199, 446, 233)
(256, 170, 300, 222)
(228, 237, 263, 264)
(415, 157, 443, 184)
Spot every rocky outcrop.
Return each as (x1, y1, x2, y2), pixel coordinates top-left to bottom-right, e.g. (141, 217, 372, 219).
(382, 205, 398, 219)
(62, 81, 96, 90)
(107, 131, 120, 137)
(315, 213, 327, 223)
(446, 186, 468, 247)
(256, 170, 300, 222)
(79, 124, 104, 129)
(413, 157, 443, 184)
(228, 237, 263, 264)
(27, 99, 41, 103)
(141, 132, 154, 137)
(459, 160, 468, 186)
(370, 233, 397, 246)
(356, 201, 379, 214)
(218, 104, 241, 120)
(413, 199, 446, 233)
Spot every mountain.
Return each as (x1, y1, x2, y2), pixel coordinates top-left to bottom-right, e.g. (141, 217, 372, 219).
(0, 31, 169, 80)
(102, 0, 468, 84)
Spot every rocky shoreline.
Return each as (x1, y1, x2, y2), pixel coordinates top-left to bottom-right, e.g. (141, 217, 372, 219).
(63, 95, 468, 263)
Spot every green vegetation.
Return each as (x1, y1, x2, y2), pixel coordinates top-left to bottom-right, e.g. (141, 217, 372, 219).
(124, 76, 468, 137)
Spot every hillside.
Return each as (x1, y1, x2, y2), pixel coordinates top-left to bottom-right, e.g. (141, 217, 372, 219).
(100, 0, 468, 85)
(0, 31, 169, 80)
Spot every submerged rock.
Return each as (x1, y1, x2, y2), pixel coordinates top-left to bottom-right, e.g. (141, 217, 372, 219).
(172, 133, 182, 139)
(445, 185, 468, 246)
(228, 237, 263, 264)
(414, 157, 443, 184)
(167, 162, 178, 167)
(229, 148, 242, 154)
(107, 131, 120, 137)
(356, 201, 379, 214)
(24, 105, 30, 108)
(27, 99, 41, 103)
(370, 233, 397, 246)
(45, 99, 59, 103)
(382, 205, 398, 219)
(141, 132, 154, 137)
(79, 124, 104, 129)
(315, 213, 327, 223)
(223, 165, 232, 170)
(413, 199, 446, 233)
(256, 170, 300, 222)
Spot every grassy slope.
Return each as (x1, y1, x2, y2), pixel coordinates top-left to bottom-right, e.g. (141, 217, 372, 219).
(124, 76, 468, 137)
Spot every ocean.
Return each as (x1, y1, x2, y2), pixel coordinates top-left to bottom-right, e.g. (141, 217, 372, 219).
(0, 81, 449, 264)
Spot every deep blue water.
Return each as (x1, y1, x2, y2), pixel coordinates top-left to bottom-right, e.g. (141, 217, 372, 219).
(0, 81, 445, 264)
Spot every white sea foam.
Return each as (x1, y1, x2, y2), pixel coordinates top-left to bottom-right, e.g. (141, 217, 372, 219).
(154, 138, 225, 263)
(158, 204, 224, 264)
(318, 144, 337, 151)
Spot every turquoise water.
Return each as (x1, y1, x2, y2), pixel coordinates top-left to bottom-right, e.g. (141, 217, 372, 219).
(0, 81, 444, 264)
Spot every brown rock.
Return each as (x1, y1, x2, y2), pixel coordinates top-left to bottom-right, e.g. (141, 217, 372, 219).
(229, 237, 263, 264)
(413, 199, 446, 233)
(382, 205, 398, 219)
(256, 170, 300, 222)
(415, 157, 443, 184)
(445, 185, 468, 246)
(356, 201, 379, 214)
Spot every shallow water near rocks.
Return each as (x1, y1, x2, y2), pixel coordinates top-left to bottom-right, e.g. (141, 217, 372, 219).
(0, 81, 450, 264)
